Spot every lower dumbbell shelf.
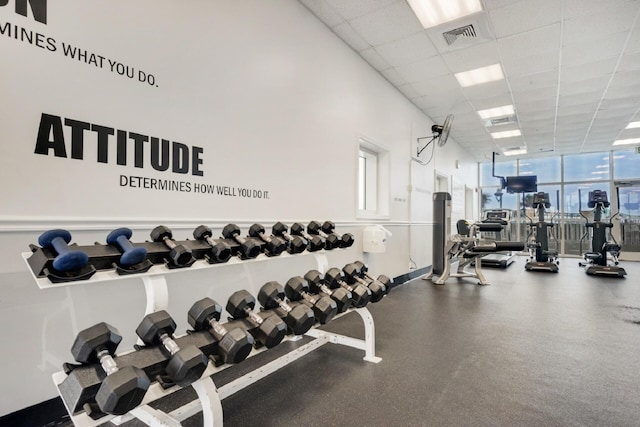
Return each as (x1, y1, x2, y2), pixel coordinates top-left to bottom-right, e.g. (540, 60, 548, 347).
(52, 307, 381, 427)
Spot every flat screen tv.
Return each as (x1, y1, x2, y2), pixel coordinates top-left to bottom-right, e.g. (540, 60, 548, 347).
(505, 175, 537, 193)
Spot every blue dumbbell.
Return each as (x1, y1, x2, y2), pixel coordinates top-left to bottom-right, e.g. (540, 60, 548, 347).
(106, 228, 148, 267)
(38, 229, 89, 272)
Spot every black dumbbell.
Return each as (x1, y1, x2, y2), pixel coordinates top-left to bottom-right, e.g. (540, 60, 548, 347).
(324, 268, 371, 308)
(193, 225, 232, 263)
(221, 224, 261, 259)
(248, 224, 287, 256)
(258, 281, 315, 335)
(343, 263, 386, 303)
(38, 229, 89, 272)
(150, 226, 193, 267)
(353, 260, 393, 295)
(272, 222, 308, 254)
(188, 298, 254, 364)
(290, 223, 325, 252)
(226, 290, 287, 348)
(285, 276, 338, 324)
(307, 221, 340, 249)
(136, 311, 208, 387)
(303, 269, 352, 313)
(106, 228, 147, 267)
(71, 322, 150, 415)
(321, 221, 355, 248)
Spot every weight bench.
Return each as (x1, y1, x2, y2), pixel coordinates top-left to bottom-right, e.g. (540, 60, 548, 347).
(428, 220, 525, 286)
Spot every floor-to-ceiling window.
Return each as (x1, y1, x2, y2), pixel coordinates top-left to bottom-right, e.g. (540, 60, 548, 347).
(478, 149, 640, 257)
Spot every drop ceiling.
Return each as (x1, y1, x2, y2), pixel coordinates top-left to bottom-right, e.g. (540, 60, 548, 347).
(299, 0, 640, 161)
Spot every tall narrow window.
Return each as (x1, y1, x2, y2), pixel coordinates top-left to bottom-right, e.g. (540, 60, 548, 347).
(358, 138, 389, 218)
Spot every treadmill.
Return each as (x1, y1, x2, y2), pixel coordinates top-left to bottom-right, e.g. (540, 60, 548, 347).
(478, 209, 517, 268)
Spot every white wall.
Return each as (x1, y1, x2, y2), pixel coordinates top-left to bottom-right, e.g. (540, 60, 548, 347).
(0, 0, 477, 414)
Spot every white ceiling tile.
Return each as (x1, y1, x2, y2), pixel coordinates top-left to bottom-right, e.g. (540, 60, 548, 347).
(508, 70, 558, 92)
(489, 0, 561, 38)
(563, 2, 639, 45)
(561, 32, 628, 68)
(394, 56, 450, 83)
(332, 22, 370, 51)
(381, 67, 407, 86)
(625, 23, 640, 53)
(563, 0, 639, 19)
(441, 42, 501, 73)
(411, 75, 461, 96)
(359, 48, 391, 70)
(349, 2, 422, 46)
(516, 99, 557, 114)
(502, 50, 559, 77)
(559, 76, 609, 98)
(324, 0, 398, 21)
(513, 86, 558, 104)
(471, 94, 514, 110)
(557, 102, 599, 117)
(616, 51, 640, 72)
(398, 83, 421, 99)
(558, 91, 603, 107)
(375, 32, 439, 66)
(482, 0, 526, 10)
(299, 0, 344, 27)
(560, 59, 617, 84)
(497, 24, 561, 60)
(461, 79, 512, 98)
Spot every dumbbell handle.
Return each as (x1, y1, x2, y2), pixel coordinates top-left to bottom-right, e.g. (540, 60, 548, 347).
(310, 227, 331, 239)
(51, 236, 71, 254)
(230, 233, 250, 246)
(206, 318, 228, 339)
(337, 279, 355, 292)
(204, 235, 217, 247)
(350, 274, 371, 288)
(162, 236, 178, 250)
(278, 231, 294, 242)
(318, 283, 334, 296)
(159, 332, 180, 356)
(244, 307, 264, 326)
(115, 235, 135, 252)
(300, 291, 319, 305)
(275, 297, 293, 313)
(255, 231, 275, 244)
(97, 349, 119, 376)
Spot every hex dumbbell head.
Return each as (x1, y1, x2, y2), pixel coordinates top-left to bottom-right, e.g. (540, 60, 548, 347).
(286, 303, 315, 334)
(193, 225, 213, 240)
(106, 227, 147, 267)
(340, 233, 355, 248)
(377, 275, 393, 294)
(303, 270, 323, 292)
(329, 287, 352, 313)
(222, 224, 241, 239)
(150, 225, 172, 242)
(307, 221, 323, 235)
(323, 268, 345, 289)
(272, 222, 288, 237)
(38, 229, 89, 272)
(367, 280, 386, 303)
(95, 366, 150, 415)
(226, 290, 286, 348)
(284, 276, 309, 301)
(353, 260, 368, 275)
(188, 298, 254, 364)
(289, 235, 307, 254)
(240, 238, 262, 259)
(325, 268, 370, 308)
(290, 223, 324, 251)
(71, 322, 122, 364)
(135, 310, 177, 346)
(226, 290, 256, 319)
(342, 263, 361, 284)
(250, 224, 286, 255)
(258, 281, 285, 310)
(311, 295, 338, 324)
(211, 241, 232, 262)
(321, 221, 336, 234)
(287, 275, 338, 323)
(165, 345, 208, 387)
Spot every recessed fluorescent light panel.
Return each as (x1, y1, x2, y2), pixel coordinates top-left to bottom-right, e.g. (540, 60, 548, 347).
(503, 148, 527, 156)
(491, 129, 521, 139)
(626, 121, 640, 129)
(455, 63, 504, 87)
(613, 138, 640, 146)
(478, 105, 514, 119)
(407, 0, 483, 29)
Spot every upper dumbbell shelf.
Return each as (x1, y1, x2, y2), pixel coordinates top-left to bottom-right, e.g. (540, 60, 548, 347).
(22, 249, 341, 290)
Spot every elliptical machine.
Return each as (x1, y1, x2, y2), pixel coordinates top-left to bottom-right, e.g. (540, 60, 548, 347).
(578, 189, 627, 277)
(525, 191, 559, 272)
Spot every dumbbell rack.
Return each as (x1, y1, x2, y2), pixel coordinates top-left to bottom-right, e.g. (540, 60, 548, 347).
(24, 251, 382, 427)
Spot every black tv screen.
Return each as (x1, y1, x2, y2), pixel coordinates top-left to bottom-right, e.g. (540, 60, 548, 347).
(505, 175, 537, 193)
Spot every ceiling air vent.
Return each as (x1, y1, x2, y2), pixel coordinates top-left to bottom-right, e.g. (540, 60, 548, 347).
(443, 25, 477, 46)
(485, 114, 518, 127)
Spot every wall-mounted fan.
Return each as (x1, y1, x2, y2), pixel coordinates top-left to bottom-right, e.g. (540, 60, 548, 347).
(417, 114, 454, 157)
